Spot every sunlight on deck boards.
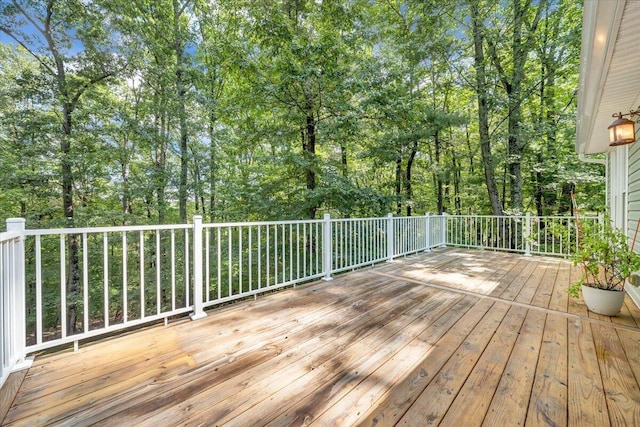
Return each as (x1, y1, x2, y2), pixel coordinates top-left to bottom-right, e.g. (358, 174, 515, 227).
(2, 248, 640, 426)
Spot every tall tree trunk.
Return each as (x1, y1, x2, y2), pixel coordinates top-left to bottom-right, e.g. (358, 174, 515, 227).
(488, 0, 544, 212)
(341, 144, 348, 177)
(470, 1, 503, 216)
(61, 104, 80, 335)
(506, 0, 526, 212)
(449, 128, 462, 214)
(174, 0, 189, 224)
(156, 100, 168, 225)
(395, 155, 402, 215)
(209, 111, 217, 222)
(434, 130, 444, 214)
(303, 113, 318, 219)
(465, 124, 474, 175)
(406, 140, 418, 216)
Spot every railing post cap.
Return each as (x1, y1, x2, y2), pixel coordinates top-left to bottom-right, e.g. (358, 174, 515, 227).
(387, 213, 393, 218)
(324, 213, 331, 219)
(6, 218, 26, 231)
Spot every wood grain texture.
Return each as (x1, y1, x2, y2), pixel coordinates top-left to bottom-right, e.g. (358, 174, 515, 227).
(0, 370, 27, 425)
(567, 319, 609, 427)
(2, 248, 639, 427)
(591, 324, 640, 425)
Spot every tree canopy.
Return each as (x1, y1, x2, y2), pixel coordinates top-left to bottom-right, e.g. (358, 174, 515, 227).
(0, 0, 602, 229)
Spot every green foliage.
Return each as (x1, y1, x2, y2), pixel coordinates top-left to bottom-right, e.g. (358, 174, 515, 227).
(0, 0, 601, 230)
(570, 215, 640, 295)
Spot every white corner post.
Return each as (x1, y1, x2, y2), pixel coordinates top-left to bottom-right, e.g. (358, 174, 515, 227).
(425, 213, 431, 252)
(190, 216, 207, 320)
(441, 212, 447, 247)
(387, 213, 394, 262)
(6, 218, 33, 373)
(322, 213, 333, 281)
(524, 213, 532, 256)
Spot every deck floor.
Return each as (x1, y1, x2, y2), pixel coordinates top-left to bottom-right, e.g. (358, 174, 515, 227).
(2, 248, 640, 426)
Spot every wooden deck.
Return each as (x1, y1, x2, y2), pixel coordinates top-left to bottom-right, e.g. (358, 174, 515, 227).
(2, 248, 640, 426)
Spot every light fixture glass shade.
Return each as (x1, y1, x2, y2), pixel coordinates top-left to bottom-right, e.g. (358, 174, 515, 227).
(608, 116, 636, 146)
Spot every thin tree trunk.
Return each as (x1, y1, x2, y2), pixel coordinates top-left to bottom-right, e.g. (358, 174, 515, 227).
(395, 155, 402, 215)
(406, 140, 418, 216)
(304, 114, 318, 219)
(470, 1, 503, 216)
(174, 0, 189, 223)
(434, 130, 444, 214)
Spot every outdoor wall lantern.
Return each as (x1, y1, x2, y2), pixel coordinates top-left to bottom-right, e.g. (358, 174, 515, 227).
(609, 108, 640, 146)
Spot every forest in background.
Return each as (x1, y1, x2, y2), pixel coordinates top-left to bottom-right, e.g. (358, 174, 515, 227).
(0, 0, 603, 230)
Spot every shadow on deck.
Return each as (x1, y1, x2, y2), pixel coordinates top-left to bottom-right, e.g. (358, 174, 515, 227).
(2, 248, 640, 426)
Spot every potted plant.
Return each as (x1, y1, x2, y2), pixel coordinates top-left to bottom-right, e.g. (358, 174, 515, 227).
(568, 215, 640, 316)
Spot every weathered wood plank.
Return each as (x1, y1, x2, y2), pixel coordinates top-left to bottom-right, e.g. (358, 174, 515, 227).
(283, 295, 479, 426)
(495, 258, 537, 301)
(567, 263, 589, 317)
(6, 276, 414, 424)
(0, 369, 28, 425)
(624, 295, 640, 327)
(395, 302, 511, 426)
(529, 259, 560, 309)
(513, 259, 550, 305)
(188, 290, 464, 426)
(262, 295, 478, 427)
(618, 328, 640, 398)
(17, 270, 395, 395)
(548, 258, 570, 312)
(487, 257, 533, 297)
(591, 323, 640, 425)
(567, 319, 609, 427)
(438, 305, 530, 426)
(356, 298, 496, 427)
(612, 299, 639, 328)
(80, 284, 435, 425)
(482, 309, 546, 426)
(525, 313, 568, 427)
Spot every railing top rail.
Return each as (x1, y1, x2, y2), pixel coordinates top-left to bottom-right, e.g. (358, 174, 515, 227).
(445, 214, 599, 219)
(0, 231, 21, 242)
(331, 217, 390, 223)
(24, 223, 192, 236)
(392, 215, 434, 220)
(203, 218, 323, 228)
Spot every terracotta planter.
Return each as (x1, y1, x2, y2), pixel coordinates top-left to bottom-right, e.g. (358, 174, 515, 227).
(581, 285, 626, 316)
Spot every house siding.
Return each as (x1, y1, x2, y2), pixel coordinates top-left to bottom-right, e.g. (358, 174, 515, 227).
(626, 142, 640, 306)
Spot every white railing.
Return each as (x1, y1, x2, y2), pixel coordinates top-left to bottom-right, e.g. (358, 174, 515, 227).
(0, 219, 32, 390)
(201, 218, 325, 309)
(21, 222, 195, 353)
(445, 213, 600, 256)
(0, 213, 586, 369)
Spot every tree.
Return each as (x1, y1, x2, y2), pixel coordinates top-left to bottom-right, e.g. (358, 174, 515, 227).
(468, 0, 504, 216)
(0, 0, 123, 333)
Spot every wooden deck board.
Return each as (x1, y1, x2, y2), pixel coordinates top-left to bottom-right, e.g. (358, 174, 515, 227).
(482, 309, 546, 426)
(2, 248, 640, 427)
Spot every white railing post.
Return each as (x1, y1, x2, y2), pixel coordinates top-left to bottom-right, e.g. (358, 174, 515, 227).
(425, 213, 431, 252)
(190, 215, 207, 320)
(387, 213, 394, 261)
(524, 212, 532, 256)
(441, 212, 447, 247)
(5, 218, 33, 374)
(322, 214, 333, 281)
